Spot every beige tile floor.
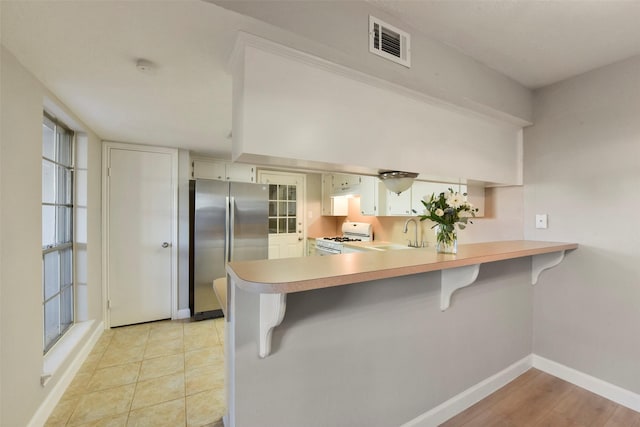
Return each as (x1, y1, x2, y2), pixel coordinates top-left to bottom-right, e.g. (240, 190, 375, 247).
(45, 318, 226, 427)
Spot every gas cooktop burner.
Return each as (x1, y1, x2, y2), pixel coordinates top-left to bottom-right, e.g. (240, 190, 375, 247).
(323, 237, 362, 242)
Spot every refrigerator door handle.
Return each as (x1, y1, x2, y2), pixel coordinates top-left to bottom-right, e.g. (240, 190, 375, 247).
(228, 196, 236, 262)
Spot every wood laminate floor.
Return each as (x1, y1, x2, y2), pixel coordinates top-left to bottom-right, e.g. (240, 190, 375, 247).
(441, 368, 640, 427)
(48, 325, 639, 427)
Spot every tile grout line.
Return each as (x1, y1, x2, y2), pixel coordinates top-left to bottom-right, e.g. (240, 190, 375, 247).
(63, 332, 111, 426)
(49, 320, 224, 427)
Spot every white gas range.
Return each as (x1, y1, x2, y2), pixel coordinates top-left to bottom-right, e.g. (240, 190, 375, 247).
(315, 222, 373, 255)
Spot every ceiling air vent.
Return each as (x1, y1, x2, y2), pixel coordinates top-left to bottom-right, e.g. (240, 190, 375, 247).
(369, 16, 411, 68)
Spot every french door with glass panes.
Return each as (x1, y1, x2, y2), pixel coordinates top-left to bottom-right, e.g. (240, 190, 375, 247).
(258, 171, 306, 259)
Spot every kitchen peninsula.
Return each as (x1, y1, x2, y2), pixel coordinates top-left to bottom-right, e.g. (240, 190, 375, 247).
(225, 240, 577, 427)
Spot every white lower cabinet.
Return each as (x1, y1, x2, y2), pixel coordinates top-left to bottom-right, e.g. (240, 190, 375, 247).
(307, 239, 318, 256)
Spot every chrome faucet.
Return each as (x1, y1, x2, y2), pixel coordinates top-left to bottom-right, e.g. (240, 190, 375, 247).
(403, 218, 420, 248)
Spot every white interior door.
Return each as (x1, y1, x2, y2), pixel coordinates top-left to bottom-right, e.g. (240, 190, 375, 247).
(105, 143, 177, 327)
(258, 171, 306, 259)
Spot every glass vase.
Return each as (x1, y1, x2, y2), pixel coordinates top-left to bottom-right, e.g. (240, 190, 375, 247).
(435, 225, 457, 254)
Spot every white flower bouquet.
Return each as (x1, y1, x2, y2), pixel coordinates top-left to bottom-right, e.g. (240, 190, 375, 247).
(417, 188, 478, 253)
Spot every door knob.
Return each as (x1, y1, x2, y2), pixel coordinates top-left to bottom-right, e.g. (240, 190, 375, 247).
(162, 242, 171, 248)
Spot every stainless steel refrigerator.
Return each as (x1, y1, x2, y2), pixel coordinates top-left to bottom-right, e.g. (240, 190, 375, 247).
(189, 179, 268, 320)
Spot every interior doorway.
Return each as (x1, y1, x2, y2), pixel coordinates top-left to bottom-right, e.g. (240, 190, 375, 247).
(258, 170, 306, 259)
(103, 142, 178, 327)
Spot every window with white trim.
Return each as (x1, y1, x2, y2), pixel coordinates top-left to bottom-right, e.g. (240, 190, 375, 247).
(42, 113, 74, 353)
(268, 184, 297, 234)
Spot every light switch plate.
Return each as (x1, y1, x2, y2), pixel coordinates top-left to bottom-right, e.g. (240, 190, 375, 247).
(535, 214, 548, 229)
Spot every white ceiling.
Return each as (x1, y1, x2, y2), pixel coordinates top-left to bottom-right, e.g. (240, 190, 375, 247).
(1, 0, 241, 157)
(2, 1, 640, 156)
(370, 0, 640, 89)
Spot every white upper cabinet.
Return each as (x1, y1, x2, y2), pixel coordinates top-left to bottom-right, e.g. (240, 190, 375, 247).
(331, 174, 361, 197)
(192, 159, 256, 183)
(193, 159, 226, 181)
(358, 176, 379, 216)
(383, 189, 413, 216)
(226, 162, 256, 183)
(361, 178, 413, 217)
(411, 181, 485, 217)
(320, 172, 486, 217)
(411, 182, 459, 215)
(321, 174, 348, 216)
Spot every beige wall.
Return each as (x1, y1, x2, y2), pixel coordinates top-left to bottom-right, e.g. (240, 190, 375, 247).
(305, 173, 340, 238)
(0, 47, 103, 426)
(524, 55, 640, 393)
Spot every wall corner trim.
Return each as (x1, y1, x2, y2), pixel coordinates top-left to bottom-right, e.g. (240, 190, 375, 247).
(176, 308, 191, 320)
(532, 354, 640, 413)
(401, 355, 533, 426)
(402, 354, 640, 426)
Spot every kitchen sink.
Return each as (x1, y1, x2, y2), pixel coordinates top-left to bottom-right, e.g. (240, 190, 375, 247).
(370, 244, 415, 251)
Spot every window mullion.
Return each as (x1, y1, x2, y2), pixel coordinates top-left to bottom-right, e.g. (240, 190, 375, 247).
(42, 113, 75, 354)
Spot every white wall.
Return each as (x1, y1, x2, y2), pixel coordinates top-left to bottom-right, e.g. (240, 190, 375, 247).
(524, 55, 640, 394)
(233, 39, 524, 186)
(0, 47, 103, 426)
(213, 0, 532, 125)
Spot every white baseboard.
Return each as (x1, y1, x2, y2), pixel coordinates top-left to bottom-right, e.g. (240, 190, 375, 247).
(28, 321, 104, 427)
(176, 308, 191, 319)
(532, 354, 640, 413)
(401, 355, 533, 427)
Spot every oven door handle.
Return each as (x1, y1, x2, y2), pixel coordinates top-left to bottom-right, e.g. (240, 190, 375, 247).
(315, 246, 341, 256)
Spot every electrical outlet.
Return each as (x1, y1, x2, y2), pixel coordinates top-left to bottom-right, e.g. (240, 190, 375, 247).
(535, 214, 548, 229)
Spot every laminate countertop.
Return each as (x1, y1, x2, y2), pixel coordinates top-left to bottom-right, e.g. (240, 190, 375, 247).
(227, 240, 577, 294)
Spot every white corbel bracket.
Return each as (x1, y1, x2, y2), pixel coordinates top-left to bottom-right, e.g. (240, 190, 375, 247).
(440, 264, 481, 311)
(259, 293, 287, 358)
(531, 250, 566, 285)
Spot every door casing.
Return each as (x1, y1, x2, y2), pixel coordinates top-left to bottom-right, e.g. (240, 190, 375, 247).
(258, 170, 306, 259)
(102, 141, 179, 328)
